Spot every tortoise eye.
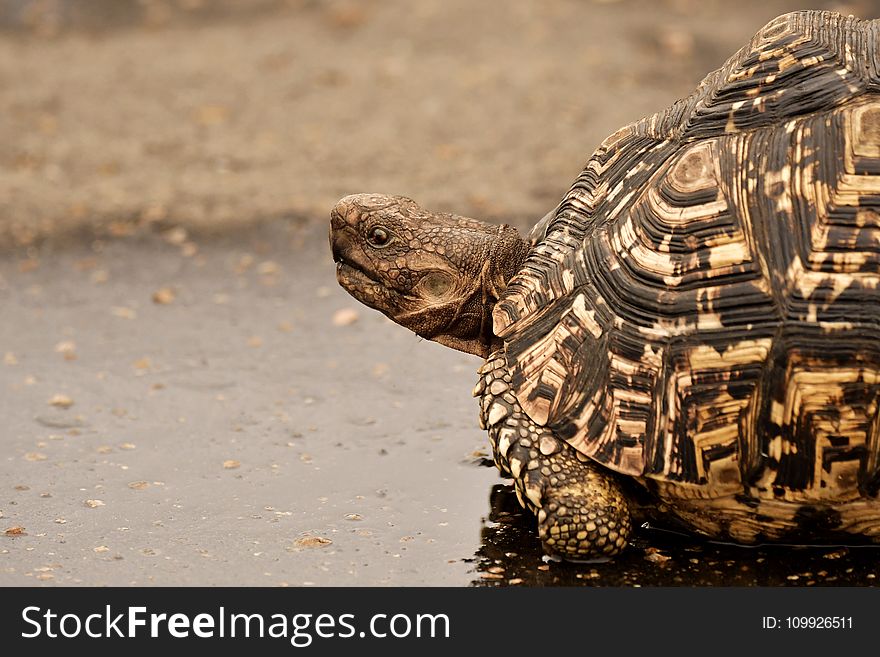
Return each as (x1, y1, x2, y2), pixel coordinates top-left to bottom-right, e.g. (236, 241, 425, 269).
(367, 226, 392, 247)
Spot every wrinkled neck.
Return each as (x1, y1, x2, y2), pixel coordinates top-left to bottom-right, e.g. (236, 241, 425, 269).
(475, 225, 529, 356)
(397, 220, 529, 359)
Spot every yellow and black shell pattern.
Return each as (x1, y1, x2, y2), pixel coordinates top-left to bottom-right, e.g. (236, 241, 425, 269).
(493, 11, 880, 504)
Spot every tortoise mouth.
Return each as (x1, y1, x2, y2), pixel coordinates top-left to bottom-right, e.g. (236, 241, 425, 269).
(330, 221, 384, 285)
(335, 260, 380, 286)
(335, 260, 403, 316)
(335, 260, 393, 305)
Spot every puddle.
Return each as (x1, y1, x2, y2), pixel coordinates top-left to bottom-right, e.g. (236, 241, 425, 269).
(472, 483, 880, 586)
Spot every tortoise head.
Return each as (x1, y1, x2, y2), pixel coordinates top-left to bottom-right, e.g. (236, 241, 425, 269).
(330, 194, 529, 358)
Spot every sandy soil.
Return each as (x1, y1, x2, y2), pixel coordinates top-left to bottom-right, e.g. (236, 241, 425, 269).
(2, 0, 880, 586)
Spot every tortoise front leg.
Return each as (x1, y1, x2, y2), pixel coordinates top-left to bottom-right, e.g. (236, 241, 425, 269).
(474, 353, 632, 561)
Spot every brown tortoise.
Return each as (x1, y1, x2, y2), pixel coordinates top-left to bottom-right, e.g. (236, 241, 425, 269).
(330, 10, 880, 560)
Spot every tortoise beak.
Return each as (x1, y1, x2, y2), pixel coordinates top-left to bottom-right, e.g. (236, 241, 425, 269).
(329, 202, 354, 263)
(329, 195, 371, 262)
(329, 221, 345, 264)
(329, 204, 371, 276)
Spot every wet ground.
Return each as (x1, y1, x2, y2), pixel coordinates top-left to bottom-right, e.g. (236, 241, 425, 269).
(1, 220, 497, 585)
(2, 0, 880, 586)
(476, 486, 880, 586)
(1, 220, 878, 587)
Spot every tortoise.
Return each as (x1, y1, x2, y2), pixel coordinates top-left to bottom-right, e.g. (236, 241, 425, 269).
(330, 10, 880, 560)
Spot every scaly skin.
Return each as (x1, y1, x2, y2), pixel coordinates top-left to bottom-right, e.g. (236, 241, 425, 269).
(474, 352, 631, 560)
(330, 193, 528, 358)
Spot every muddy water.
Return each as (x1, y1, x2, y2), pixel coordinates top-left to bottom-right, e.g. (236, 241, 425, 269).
(1, 220, 877, 586)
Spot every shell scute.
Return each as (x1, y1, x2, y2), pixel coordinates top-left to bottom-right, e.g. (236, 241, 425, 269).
(499, 11, 880, 500)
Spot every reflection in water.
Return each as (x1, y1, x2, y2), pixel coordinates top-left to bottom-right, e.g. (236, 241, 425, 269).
(470, 484, 880, 587)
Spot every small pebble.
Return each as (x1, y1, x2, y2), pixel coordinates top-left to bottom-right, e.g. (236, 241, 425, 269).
(291, 536, 332, 549)
(258, 261, 280, 275)
(54, 341, 77, 359)
(48, 394, 74, 409)
(111, 307, 137, 320)
(163, 227, 188, 245)
(152, 287, 176, 304)
(644, 547, 671, 564)
(823, 548, 848, 560)
(332, 308, 359, 326)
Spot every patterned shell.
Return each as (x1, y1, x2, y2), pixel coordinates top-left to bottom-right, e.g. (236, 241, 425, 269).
(492, 11, 880, 501)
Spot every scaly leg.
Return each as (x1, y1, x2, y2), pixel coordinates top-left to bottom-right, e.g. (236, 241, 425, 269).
(474, 352, 632, 560)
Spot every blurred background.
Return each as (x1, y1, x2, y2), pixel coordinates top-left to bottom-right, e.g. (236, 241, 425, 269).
(1, 0, 877, 247)
(3, 0, 880, 587)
